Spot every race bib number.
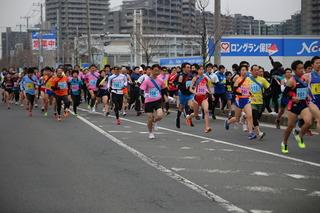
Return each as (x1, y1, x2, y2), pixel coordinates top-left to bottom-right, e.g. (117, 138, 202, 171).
(296, 88, 308, 100)
(26, 83, 34, 90)
(112, 81, 123, 89)
(251, 84, 261, 93)
(197, 86, 207, 94)
(311, 83, 320, 95)
(71, 84, 79, 91)
(149, 88, 160, 98)
(89, 79, 97, 86)
(58, 82, 68, 89)
(185, 80, 192, 88)
(240, 86, 250, 96)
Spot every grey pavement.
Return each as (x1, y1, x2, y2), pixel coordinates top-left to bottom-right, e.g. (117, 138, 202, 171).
(0, 103, 320, 213)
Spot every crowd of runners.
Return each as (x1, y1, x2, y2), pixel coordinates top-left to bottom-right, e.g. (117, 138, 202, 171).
(0, 56, 319, 154)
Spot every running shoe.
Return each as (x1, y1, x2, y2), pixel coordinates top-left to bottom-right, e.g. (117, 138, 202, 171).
(224, 119, 230, 130)
(258, 132, 266, 140)
(293, 131, 306, 149)
(122, 112, 127, 117)
(34, 104, 38, 108)
(116, 119, 121, 125)
(149, 132, 155, 140)
(57, 115, 62, 121)
(248, 132, 257, 140)
(281, 142, 289, 154)
(243, 124, 248, 132)
(15, 102, 18, 105)
(92, 108, 96, 113)
(44, 112, 48, 117)
(41, 107, 45, 112)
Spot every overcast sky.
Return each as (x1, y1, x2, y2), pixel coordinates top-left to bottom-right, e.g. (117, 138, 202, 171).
(0, 0, 301, 32)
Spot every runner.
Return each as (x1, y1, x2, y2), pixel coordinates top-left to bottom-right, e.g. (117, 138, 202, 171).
(174, 63, 195, 128)
(204, 63, 219, 119)
(69, 70, 83, 116)
(281, 60, 313, 154)
(158, 67, 170, 115)
(44, 67, 56, 117)
(212, 65, 227, 119)
(96, 69, 110, 116)
(168, 67, 179, 107)
(224, 65, 256, 140)
(140, 64, 165, 139)
(108, 67, 128, 125)
(2, 71, 14, 109)
(51, 68, 70, 121)
(129, 67, 142, 116)
(304, 56, 320, 132)
(121, 67, 132, 116)
(276, 68, 292, 128)
(248, 65, 271, 140)
(84, 65, 100, 112)
(225, 71, 234, 117)
(189, 66, 212, 133)
(22, 68, 38, 117)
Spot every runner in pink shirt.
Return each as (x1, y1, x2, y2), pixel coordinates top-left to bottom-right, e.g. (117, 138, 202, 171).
(140, 64, 165, 139)
(84, 65, 100, 112)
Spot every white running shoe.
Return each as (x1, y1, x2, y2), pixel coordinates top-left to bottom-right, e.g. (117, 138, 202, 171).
(149, 132, 155, 140)
(92, 108, 96, 113)
(242, 124, 248, 132)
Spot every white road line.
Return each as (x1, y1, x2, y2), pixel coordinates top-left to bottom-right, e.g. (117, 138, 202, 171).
(108, 130, 133, 133)
(308, 191, 320, 197)
(78, 108, 320, 168)
(74, 113, 247, 213)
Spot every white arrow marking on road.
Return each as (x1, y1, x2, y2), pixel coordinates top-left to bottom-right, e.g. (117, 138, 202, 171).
(78, 107, 320, 168)
(251, 172, 271, 177)
(245, 186, 280, 194)
(250, 210, 273, 213)
(285, 174, 309, 179)
(308, 191, 320, 197)
(74, 112, 247, 213)
(180, 147, 192, 150)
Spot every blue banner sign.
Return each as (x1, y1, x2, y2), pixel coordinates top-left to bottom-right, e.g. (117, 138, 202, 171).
(220, 37, 320, 57)
(159, 56, 203, 66)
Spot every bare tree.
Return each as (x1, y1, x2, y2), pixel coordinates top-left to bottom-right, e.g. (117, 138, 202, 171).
(196, 0, 209, 67)
(130, 32, 161, 66)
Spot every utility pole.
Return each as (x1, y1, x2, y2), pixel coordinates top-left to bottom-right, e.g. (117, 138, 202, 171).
(214, 0, 221, 65)
(21, 16, 31, 30)
(33, 2, 44, 70)
(65, 0, 69, 64)
(56, 8, 60, 65)
(86, 0, 92, 64)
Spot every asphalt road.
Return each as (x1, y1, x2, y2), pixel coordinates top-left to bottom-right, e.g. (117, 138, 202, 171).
(0, 103, 319, 213)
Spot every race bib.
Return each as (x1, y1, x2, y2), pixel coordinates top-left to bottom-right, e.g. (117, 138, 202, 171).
(251, 84, 261, 93)
(185, 80, 192, 88)
(240, 86, 250, 96)
(58, 82, 68, 89)
(149, 88, 160, 98)
(197, 86, 207, 94)
(227, 85, 232, 92)
(71, 84, 79, 91)
(112, 81, 123, 89)
(26, 83, 34, 90)
(89, 79, 97, 86)
(296, 88, 308, 100)
(311, 83, 320, 95)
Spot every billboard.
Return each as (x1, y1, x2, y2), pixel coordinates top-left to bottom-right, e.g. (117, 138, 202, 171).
(220, 37, 320, 57)
(32, 32, 57, 51)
